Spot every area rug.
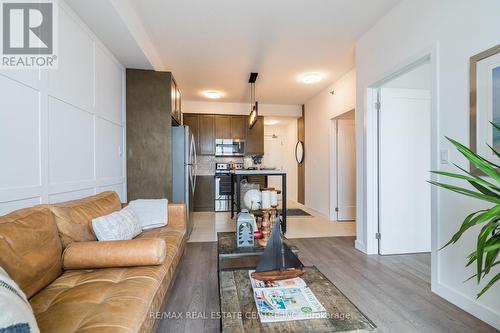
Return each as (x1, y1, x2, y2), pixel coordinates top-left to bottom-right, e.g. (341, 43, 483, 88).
(280, 208, 312, 217)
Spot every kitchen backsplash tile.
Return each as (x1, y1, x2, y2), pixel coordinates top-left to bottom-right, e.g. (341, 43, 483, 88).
(196, 155, 243, 175)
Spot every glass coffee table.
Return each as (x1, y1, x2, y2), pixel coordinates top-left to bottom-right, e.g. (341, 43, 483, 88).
(217, 231, 299, 271)
(217, 232, 377, 332)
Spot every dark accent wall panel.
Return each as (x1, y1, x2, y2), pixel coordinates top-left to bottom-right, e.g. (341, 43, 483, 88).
(126, 69, 173, 201)
(297, 105, 305, 204)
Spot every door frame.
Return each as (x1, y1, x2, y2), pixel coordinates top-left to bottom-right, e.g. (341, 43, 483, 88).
(364, 45, 440, 287)
(329, 110, 355, 221)
(330, 118, 339, 221)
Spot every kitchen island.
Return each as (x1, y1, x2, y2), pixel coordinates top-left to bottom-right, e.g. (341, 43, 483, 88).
(230, 169, 288, 233)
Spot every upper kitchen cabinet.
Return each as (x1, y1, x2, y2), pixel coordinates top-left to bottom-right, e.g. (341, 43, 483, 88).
(246, 116, 264, 155)
(215, 115, 231, 138)
(198, 115, 215, 155)
(170, 77, 182, 125)
(183, 113, 199, 146)
(215, 115, 246, 139)
(231, 116, 246, 139)
(183, 113, 263, 156)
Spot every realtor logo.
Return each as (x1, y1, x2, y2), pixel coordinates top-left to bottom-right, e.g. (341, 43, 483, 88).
(1, 0, 58, 68)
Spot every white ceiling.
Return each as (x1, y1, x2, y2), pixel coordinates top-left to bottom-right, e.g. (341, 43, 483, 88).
(69, 0, 401, 104)
(65, 0, 153, 69)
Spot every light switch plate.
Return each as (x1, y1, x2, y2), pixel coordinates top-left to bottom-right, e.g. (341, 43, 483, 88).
(440, 149, 449, 164)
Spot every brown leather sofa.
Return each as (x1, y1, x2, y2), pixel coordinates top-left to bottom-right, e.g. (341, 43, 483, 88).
(0, 191, 187, 333)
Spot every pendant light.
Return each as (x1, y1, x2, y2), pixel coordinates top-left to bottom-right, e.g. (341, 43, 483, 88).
(248, 72, 259, 129)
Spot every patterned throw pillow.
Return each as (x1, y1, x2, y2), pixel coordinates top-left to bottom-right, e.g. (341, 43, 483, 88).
(0, 267, 40, 333)
(92, 207, 142, 241)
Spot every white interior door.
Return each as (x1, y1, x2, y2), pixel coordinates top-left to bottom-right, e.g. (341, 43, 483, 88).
(379, 88, 431, 255)
(263, 134, 286, 191)
(337, 119, 356, 221)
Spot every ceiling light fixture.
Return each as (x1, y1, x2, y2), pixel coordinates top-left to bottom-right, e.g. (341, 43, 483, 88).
(264, 120, 279, 126)
(204, 91, 222, 99)
(302, 73, 322, 84)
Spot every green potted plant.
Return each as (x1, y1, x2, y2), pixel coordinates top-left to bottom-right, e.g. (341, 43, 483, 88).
(429, 123, 499, 298)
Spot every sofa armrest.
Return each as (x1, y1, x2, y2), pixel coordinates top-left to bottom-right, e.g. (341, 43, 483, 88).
(168, 203, 187, 230)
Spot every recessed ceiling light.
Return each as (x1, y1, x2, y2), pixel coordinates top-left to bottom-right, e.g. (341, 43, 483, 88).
(204, 91, 222, 99)
(264, 120, 279, 126)
(302, 73, 322, 84)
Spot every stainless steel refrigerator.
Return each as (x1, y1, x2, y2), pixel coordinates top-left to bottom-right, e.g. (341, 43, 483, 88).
(172, 126, 197, 237)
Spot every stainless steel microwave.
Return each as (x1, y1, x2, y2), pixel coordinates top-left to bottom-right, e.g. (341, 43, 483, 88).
(215, 139, 245, 156)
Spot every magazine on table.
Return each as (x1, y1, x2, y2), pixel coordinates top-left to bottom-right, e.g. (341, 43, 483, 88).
(249, 270, 307, 289)
(249, 271, 326, 323)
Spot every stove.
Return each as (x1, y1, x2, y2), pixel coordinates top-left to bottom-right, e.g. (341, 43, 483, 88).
(215, 162, 231, 174)
(214, 162, 243, 211)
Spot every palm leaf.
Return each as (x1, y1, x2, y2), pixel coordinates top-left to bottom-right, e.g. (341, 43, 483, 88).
(469, 181, 500, 197)
(464, 261, 500, 282)
(476, 222, 499, 283)
(429, 180, 500, 204)
(477, 273, 500, 298)
(446, 137, 500, 180)
(465, 237, 500, 267)
(431, 169, 500, 193)
(490, 121, 500, 132)
(431, 123, 500, 298)
(486, 143, 500, 160)
(466, 252, 477, 267)
(484, 248, 499, 276)
(441, 209, 488, 249)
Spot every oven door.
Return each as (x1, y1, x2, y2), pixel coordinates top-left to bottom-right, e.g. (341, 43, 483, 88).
(215, 174, 232, 211)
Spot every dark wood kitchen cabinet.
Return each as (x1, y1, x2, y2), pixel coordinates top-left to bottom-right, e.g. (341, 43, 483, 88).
(231, 116, 246, 139)
(171, 77, 182, 125)
(245, 116, 264, 155)
(194, 176, 214, 211)
(198, 115, 215, 155)
(183, 113, 199, 147)
(215, 115, 231, 138)
(183, 114, 199, 134)
(183, 113, 263, 156)
(215, 115, 246, 139)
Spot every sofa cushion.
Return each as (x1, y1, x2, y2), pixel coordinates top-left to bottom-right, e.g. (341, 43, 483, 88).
(30, 225, 186, 333)
(45, 191, 122, 247)
(0, 207, 62, 298)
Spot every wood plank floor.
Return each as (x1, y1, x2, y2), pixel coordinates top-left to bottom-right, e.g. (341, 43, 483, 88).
(158, 237, 497, 333)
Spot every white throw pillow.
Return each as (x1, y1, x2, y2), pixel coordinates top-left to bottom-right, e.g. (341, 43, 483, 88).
(92, 207, 142, 241)
(0, 266, 40, 333)
(128, 199, 168, 230)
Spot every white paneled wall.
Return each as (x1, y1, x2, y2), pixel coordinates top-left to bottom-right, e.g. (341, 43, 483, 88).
(0, 1, 125, 215)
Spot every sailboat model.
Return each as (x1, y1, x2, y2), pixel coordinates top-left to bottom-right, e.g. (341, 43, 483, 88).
(251, 211, 304, 281)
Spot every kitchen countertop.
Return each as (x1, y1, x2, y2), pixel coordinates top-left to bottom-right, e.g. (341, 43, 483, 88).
(231, 169, 286, 175)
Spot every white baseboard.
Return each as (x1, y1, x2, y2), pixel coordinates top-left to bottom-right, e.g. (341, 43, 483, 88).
(355, 240, 367, 253)
(432, 282, 500, 329)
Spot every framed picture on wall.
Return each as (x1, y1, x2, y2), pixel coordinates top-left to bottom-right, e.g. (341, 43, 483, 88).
(470, 44, 500, 175)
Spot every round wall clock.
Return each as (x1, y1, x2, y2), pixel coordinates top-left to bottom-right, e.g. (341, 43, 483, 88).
(295, 141, 304, 164)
